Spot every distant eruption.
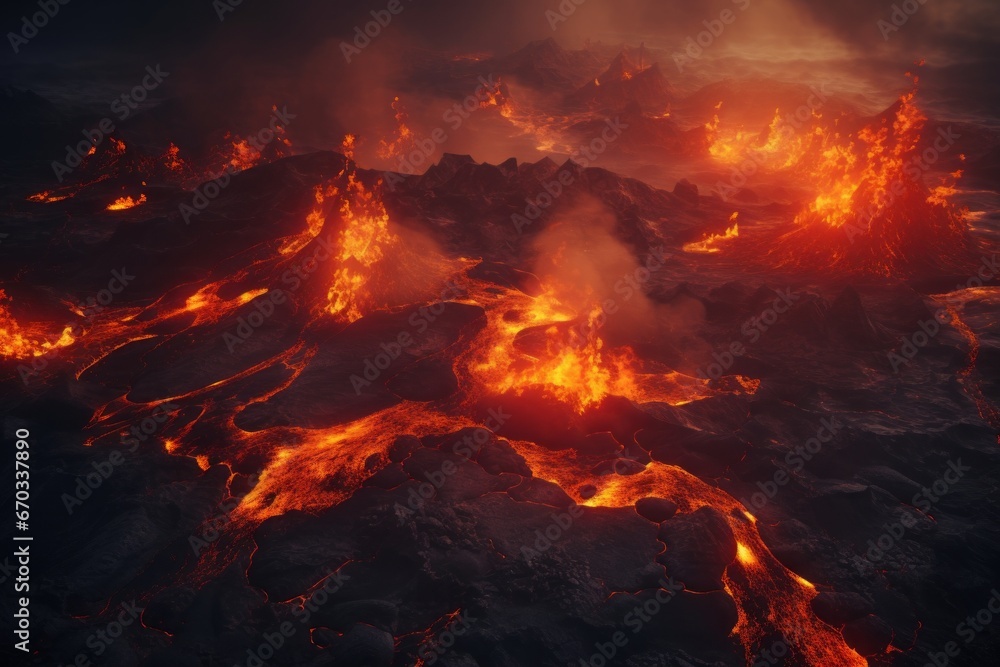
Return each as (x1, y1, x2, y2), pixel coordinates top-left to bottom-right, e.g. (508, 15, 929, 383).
(0, 291, 75, 360)
(705, 73, 972, 276)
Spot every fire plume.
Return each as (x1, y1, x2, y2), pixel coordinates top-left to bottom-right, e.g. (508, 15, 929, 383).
(377, 97, 415, 160)
(106, 194, 147, 210)
(768, 78, 970, 275)
(0, 290, 75, 360)
(684, 213, 740, 254)
(325, 136, 401, 322)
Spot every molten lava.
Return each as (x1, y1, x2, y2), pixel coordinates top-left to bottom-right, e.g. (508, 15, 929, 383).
(377, 97, 415, 160)
(684, 212, 740, 254)
(106, 194, 147, 211)
(324, 137, 401, 322)
(0, 290, 75, 360)
(708, 107, 814, 171)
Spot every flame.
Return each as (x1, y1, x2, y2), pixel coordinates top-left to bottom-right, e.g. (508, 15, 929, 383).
(701, 72, 971, 275)
(794, 88, 927, 229)
(217, 133, 262, 173)
(0, 290, 76, 360)
(478, 79, 509, 111)
(709, 108, 813, 171)
(481, 307, 642, 414)
(164, 143, 186, 172)
(160, 285, 270, 326)
(762, 76, 971, 275)
(684, 213, 740, 254)
(106, 194, 147, 211)
(27, 190, 70, 203)
(377, 97, 415, 160)
(325, 136, 401, 322)
(464, 283, 710, 415)
(279, 182, 339, 256)
(736, 542, 758, 566)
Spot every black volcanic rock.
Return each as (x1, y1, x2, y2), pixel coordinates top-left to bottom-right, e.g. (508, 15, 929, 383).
(828, 286, 893, 348)
(635, 497, 679, 523)
(491, 38, 603, 90)
(637, 424, 747, 477)
(812, 591, 874, 626)
(658, 507, 737, 592)
(508, 477, 575, 508)
(476, 439, 532, 477)
(842, 615, 894, 656)
(417, 153, 477, 188)
(330, 624, 395, 667)
(386, 357, 459, 401)
(567, 51, 674, 113)
(673, 178, 699, 205)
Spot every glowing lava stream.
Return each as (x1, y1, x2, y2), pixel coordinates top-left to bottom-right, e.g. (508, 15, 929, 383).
(939, 290, 1000, 436)
(230, 275, 863, 666)
(518, 446, 866, 667)
(14, 152, 866, 664)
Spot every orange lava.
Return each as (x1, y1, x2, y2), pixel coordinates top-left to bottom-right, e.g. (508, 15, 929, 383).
(708, 108, 813, 171)
(106, 194, 147, 211)
(377, 97, 415, 160)
(325, 137, 401, 322)
(27, 190, 70, 203)
(279, 181, 339, 256)
(684, 212, 740, 254)
(515, 446, 867, 667)
(0, 290, 75, 359)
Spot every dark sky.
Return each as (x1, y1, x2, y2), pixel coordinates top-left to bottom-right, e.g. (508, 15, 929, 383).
(3, 0, 998, 65)
(2, 0, 998, 142)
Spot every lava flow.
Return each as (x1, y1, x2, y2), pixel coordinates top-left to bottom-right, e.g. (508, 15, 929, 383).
(0, 290, 76, 359)
(7, 15, 1000, 667)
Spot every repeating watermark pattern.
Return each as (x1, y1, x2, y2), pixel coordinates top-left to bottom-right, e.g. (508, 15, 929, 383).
(888, 255, 999, 372)
(223, 236, 334, 353)
(511, 118, 628, 234)
(519, 504, 584, 562)
(393, 409, 512, 524)
(341, 0, 415, 63)
(383, 76, 499, 189)
(712, 84, 832, 202)
(189, 469, 262, 555)
(214, 0, 244, 22)
(564, 247, 670, 348)
(575, 577, 684, 666)
(923, 588, 1000, 666)
(696, 288, 800, 380)
(7, 0, 72, 54)
(844, 126, 960, 242)
(417, 610, 477, 665)
(546, 0, 588, 31)
(860, 459, 970, 565)
(878, 0, 932, 41)
(180, 106, 296, 224)
(238, 569, 351, 667)
(61, 403, 179, 515)
(752, 632, 799, 667)
(740, 416, 843, 512)
(350, 281, 465, 393)
(19, 267, 136, 385)
(55, 600, 144, 664)
(673, 0, 752, 72)
(51, 66, 170, 182)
